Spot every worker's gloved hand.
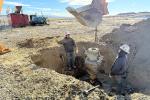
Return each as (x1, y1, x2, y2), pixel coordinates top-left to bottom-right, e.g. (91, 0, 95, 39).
(122, 74, 127, 79)
(75, 48, 79, 54)
(122, 76, 127, 79)
(76, 48, 79, 54)
(109, 73, 112, 78)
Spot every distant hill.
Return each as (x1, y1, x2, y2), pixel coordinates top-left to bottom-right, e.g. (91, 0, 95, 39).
(117, 12, 150, 19)
(117, 12, 136, 16)
(46, 15, 73, 19)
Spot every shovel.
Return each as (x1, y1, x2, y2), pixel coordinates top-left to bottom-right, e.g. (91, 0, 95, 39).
(83, 85, 100, 95)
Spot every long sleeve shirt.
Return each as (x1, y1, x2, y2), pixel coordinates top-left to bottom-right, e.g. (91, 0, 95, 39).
(58, 37, 76, 53)
(111, 50, 128, 75)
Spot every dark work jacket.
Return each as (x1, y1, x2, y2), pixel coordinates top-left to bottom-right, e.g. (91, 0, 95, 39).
(58, 37, 76, 53)
(111, 50, 128, 76)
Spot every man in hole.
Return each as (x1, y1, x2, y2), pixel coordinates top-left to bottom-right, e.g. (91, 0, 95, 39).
(56, 32, 77, 71)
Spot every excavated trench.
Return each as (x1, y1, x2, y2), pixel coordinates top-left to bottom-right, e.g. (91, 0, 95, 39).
(30, 41, 138, 97)
(31, 42, 115, 82)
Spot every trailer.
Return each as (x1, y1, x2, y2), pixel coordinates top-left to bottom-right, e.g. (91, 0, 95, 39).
(9, 13, 29, 28)
(9, 6, 29, 28)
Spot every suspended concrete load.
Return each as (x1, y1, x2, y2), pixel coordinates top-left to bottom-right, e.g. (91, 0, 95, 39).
(66, 0, 108, 27)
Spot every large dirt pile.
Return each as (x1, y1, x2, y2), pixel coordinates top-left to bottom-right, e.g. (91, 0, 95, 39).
(101, 19, 150, 92)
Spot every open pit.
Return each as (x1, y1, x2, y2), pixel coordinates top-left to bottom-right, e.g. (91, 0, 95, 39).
(31, 46, 67, 73)
(30, 41, 115, 83)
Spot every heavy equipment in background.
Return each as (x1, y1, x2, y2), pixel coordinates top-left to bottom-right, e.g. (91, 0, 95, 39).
(29, 15, 48, 26)
(9, 6, 48, 27)
(9, 6, 29, 28)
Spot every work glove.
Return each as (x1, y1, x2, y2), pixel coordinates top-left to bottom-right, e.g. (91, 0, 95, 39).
(122, 73, 127, 79)
(74, 47, 78, 55)
(75, 48, 79, 54)
(109, 73, 112, 78)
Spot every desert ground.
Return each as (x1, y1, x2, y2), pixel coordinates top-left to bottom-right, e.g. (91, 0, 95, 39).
(0, 15, 150, 100)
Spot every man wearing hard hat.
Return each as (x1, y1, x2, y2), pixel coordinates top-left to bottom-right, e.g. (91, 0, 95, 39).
(110, 44, 130, 95)
(57, 32, 77, 71)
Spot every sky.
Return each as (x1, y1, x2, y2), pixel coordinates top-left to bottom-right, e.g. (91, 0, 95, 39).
(1, 0, 150, 17)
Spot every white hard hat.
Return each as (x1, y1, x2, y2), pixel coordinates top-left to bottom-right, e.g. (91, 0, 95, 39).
(65, 31, 70, 36)
(120, 44, 130, 54)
